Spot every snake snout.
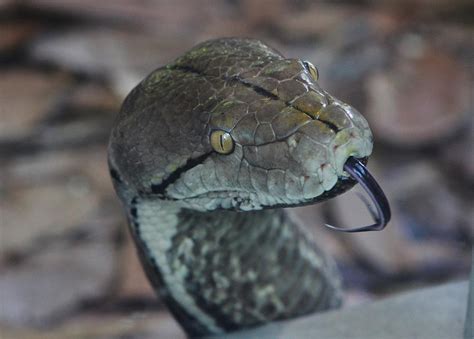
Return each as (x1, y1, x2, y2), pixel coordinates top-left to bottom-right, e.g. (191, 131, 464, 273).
(290, 92, 373, 179)
(318, 101, 373, 177)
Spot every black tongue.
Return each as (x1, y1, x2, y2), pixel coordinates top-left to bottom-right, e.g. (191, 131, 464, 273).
(324, 156, 391, 233)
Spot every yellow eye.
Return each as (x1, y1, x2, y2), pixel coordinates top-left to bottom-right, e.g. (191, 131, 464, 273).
(210, 130, 234, 154)
(303, 60, 319, 81)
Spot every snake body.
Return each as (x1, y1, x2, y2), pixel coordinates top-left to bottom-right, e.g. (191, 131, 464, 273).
(108, 38, 373, 336)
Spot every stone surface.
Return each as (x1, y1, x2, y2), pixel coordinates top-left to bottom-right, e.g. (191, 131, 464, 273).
(465, 249, 473, 339)
(366, 45, 470, 148)
(223, 281, 469, 339)
(326, 159, 471, 291)
(1, 147, 120, 256)
(287, 205, 353, 262)
(0, 69, 71, 140)
(0, 20, 41, 54)
(440, 127, 474, 190)
(117, 232, 156, 299)
(30, 27, 186, 97)
(0, 228, 117, 326)
(0, 311, 185, 339)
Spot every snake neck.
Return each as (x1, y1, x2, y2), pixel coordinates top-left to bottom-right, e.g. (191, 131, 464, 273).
(128, 197, 342, 336)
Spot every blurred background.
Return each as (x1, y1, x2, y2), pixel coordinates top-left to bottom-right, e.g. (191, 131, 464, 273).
(0, 0, 472, 338)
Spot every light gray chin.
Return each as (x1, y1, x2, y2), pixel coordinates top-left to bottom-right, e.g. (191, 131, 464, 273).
(179, 190, 324, 212)
(179, 192, 265, 212)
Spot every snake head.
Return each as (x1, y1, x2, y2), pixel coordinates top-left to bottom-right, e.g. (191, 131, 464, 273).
(108, 38, 379, 219)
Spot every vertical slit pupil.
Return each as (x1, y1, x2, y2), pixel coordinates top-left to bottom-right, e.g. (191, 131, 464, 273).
(219, 134, 225, 150)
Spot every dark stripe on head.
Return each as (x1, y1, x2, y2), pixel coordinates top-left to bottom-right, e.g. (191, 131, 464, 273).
(150, 152, 212, 196)
(110, 167, 123, 184)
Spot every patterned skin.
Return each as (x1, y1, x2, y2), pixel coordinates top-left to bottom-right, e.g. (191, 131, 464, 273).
(108, 38, 373, 336)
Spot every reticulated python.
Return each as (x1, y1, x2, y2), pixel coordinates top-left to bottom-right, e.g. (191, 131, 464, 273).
(108, 38, 390, 336)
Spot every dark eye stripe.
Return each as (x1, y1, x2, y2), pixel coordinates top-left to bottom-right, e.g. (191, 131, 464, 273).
(109, 167, 123, 183)
(149, 152, 212, 196)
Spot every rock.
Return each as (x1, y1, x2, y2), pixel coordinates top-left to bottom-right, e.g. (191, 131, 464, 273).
(440, 127, 474, 189)
(230, 0, 288, 31)
(29, 26, 187, 97)
(0, 79, 118, 157)
(67, 82, 120, 112)
(326, 166, 415, 275)
(274, 4, 358, 43)
(117, 232, 156, 299)
(223, 281, 468, 339)
(396, 166, 473, 242)
(0, 310, 185, 339)
(1, 181, 100, 255)
(379, 159, 473, 243)
(0, 20, 41, 55)
(1, 147, 121, 257)
(0, 69, 71, 141)
(327, 159, 471, 289)
(0, 147, 122, 327)
(20, 0, 225, 35)
(287, 204, 354, 262)
(465, 250, 473, 339)
(367, 0, 474, 20)
(366, 42, 470, 148)
(0, 227, 117, 327)
(0, 0, 15, 10)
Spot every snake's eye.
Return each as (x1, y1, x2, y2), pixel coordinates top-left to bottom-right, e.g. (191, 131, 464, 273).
(303, 61, 319, 81)
(210, 130, 234, 154)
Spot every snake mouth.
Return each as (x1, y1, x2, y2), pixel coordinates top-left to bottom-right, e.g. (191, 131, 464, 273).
(260, 156, 391, 233)
(260, 157, 367, 211)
